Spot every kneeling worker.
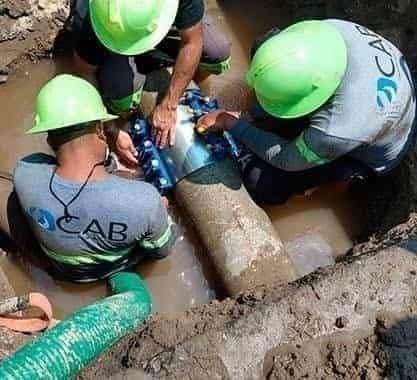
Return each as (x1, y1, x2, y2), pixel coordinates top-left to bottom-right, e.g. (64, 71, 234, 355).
(69, 0, 231, 150)
(13, 74, 176, 282)
(198, 20, 416, 204)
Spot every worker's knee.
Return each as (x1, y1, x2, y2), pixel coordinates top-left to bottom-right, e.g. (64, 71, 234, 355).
(242, 159, 291, 205)
(200, 16, 232, 74)
(144, 247, 173, 261)
(97, 55, 146, 113)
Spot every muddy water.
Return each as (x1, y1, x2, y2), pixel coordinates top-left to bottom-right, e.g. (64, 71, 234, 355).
(266, 183, 363, 258)
(0, 228, 215, 319)
(204, 0, 363, 271)
(0, 60, 215, 318)
(202, 0, 291, 110)
(0, 62, 55, 170)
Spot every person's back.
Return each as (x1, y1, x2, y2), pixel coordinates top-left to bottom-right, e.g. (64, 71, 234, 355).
(242, 19, 416, 174)
(14, 153, 173, 281)
(13, 74, 175, 282)
(314, 19, 416, 173)
(196, 20, 417, 205)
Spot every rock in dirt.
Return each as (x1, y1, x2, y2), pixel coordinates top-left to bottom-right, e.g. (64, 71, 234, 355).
(0, 72, 8, 84)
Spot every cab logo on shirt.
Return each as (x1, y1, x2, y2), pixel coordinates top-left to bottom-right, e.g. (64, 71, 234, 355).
(354, 24, 404, 110)
(29, 207, 56, 232)
(28, 207, 128, 242)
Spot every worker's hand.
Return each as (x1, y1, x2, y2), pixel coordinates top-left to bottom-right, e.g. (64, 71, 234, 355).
(114, 130, 138, 168)
(196, 110, 240, 134)
(151, 103, 177, 149)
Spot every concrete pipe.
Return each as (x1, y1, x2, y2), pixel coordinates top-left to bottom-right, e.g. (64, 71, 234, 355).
(140, 71, 296, 295)
(175, 158, 296, 295)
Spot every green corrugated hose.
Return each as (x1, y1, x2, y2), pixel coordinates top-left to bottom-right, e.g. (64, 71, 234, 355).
(0, 271, 152, 380)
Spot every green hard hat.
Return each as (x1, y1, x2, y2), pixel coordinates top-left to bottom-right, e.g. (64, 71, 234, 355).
(28, 74, 118, 134)
(246, 20, 348, 119)
(89, 0, 180, 56)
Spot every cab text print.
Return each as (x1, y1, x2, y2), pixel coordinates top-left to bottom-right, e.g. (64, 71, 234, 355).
(355, 24, 415, 109)
(29, 207, 128, 242)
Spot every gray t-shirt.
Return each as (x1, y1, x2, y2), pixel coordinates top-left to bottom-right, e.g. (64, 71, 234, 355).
(231, 19, 416, 173)
(14, 153, 174, 267)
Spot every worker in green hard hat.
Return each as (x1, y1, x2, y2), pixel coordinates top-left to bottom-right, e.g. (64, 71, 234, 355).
(11, 74, 177, 282)
(66, 0, 231, 154)
(197, 20, 416, 205)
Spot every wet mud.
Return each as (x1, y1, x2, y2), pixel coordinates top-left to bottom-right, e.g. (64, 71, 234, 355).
(1, 0, 417, 379)
(0, 0, 363, 315)
(80, 243, 417, 379)
(266, 312, 417, 379)
(0, 0, 68, 75)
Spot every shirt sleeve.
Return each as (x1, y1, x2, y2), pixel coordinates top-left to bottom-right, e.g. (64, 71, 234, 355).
(137, 195, 177, 258)
(229, 120, 364, 171)
(174, 0, 205, 30)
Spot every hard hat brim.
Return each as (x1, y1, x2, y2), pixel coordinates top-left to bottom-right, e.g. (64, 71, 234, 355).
(90, 0, 180, 56)
(26, 113, 118, 134)
(256, 77, 344, 119)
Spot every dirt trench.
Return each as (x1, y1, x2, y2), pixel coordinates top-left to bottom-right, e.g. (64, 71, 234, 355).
(79, 243, 417, 379)
(2, 0, 417, 379)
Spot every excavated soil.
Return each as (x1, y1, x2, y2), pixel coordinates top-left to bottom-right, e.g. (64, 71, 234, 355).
(78, 245, 417, 379)
(266, 313, 417, 379)
(2, 1, 417, 379)
(0, 0, 69, 78)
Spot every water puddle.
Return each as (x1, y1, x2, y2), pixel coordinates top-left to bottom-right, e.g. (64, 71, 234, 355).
(266, 183, 362, 259)
(0, 226, 215, 319)
(0, 60, 56, 171)
(201, 0, 291, 110)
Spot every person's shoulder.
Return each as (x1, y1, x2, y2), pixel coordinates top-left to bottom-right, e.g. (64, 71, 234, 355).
(14, 153, 55, 173)
(14, 153, 55, 190)
(324, 19, 357, 32)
